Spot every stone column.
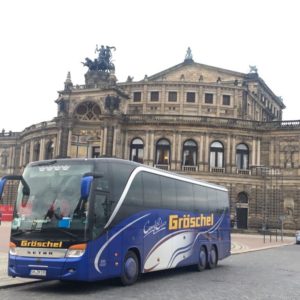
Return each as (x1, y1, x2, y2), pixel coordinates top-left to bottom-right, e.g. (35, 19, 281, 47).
(270, 138, 275, 167)
(106, 126, 114, 157)
(150, 131, 154, 166)
(199, 134, 204, 171)
(19, 145, 23, 168)
(198, 86, 203, 115)
(102, 126, 107, 156)
(124, 130, 129, 160)
(29, 140, 34, 163)
(257, 138, 261, 166)
(204, 133, 209, 172)
(66, 130, 72, 158)
(177, 132, 182, 170)
(180, 85, 184, 114)
(230, 135, 236, 173)
(112, 126, 117, 157)
(251, 138, 256, 167)
(216, 86, 221, 117)
(145, 131, 149, 165)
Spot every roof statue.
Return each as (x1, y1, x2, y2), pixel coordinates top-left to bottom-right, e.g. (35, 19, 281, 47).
(249, 65, 258, 73)
(184, 47, 193, 62)
(82, 45, 116, 72)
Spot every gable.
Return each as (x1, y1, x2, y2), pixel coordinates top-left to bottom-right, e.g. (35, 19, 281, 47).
(147, 61, 245, 83)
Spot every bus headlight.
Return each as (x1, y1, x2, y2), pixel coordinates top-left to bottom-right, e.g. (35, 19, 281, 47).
(66, 243, 87, 258)
(9, 242, 17, 255)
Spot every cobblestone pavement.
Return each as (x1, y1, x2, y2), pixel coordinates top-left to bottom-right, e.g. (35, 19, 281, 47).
(0, 222, 296, 288)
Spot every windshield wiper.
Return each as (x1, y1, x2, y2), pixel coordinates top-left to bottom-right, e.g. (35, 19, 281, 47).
(42, 227, 81, 241)
(12, 230, 28, 237)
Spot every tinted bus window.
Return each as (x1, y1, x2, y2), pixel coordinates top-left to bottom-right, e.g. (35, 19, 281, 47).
(193, 184, 208, 212)
(125, 173, 143, 206)
(161, 176, 177, 210)
(176, 180, 194, 211)
(216, 190, 229, 211)
(143, 172, 161, 208)
(207, 188, 218, 212)
(111, 163, 135, 203)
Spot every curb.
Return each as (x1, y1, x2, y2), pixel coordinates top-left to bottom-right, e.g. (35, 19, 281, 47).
(231, 241, 295, 255)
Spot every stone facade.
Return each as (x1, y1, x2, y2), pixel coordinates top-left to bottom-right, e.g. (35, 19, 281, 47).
(1, 52, 300, 230)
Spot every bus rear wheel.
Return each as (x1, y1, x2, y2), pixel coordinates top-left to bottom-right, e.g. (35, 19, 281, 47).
(196, 246, 207, 271)
(120, 251, 139, 286)
(207, 246, 218, 269)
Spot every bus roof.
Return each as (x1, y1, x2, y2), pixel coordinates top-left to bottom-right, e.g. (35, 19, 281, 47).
(29, 158, 228, 192)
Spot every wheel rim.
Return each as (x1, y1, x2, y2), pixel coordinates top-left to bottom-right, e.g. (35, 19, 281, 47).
(199, 248, 206, 268)
(125, 257, 137, 280)
(210, 248, 216, 265)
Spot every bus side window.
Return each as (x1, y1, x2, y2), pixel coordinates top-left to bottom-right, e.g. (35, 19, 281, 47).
(193, 185, 208, 213)
(176, 181, 194, 211)
(125, 173, 143, 206)
(111, 163, 135, 204)
(207, 188, 217, 212)
(161, 176, 177, 210)
(143, 172, 161, 208)
(216, 190, 229, 212)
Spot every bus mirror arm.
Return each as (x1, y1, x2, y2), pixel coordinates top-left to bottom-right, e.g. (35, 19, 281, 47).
(80, 173, 103, 200)
(82, 172, 103, 179)
(0, 175, 30, 197)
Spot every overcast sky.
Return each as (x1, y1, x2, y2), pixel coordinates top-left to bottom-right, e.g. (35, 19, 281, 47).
(1, 0, 299, 132)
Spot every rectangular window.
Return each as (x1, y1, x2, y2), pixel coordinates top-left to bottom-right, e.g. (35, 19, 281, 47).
(193, 185, 208, 212)
(222, 95, 231, 106)
(168, 91, 177, 102)
(150, 91, 159, 101)
(205, 93, 213, 104)
(161, 176, 177, 210)
(143, 172, 161, 207)
(176, 181, 194, 210)
(186, 92, 196, 103)
(133, 92, 141, 102)
(92, 146, 100, 158)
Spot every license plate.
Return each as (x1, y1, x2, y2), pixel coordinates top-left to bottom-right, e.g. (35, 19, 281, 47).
(30, 269, 47, 276)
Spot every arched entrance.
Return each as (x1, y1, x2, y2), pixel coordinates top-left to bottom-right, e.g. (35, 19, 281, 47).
(236, 192, 248, 229)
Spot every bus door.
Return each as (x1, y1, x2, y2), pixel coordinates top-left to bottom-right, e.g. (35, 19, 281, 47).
(90, 192, 112, 277)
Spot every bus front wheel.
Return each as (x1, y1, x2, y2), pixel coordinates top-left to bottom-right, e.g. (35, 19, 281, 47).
(120, 251, 139, 286)
(207, 246, 218, 269)
(196, 246, 207, 271)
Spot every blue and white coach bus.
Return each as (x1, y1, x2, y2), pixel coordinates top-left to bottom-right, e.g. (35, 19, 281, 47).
(0, 158, 230, 285)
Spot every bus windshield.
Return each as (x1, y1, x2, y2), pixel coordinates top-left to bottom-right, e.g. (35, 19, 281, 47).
(11, 160, 94, 242)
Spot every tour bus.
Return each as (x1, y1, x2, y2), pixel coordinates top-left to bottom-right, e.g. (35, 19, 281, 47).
(0, 158, 230, 285)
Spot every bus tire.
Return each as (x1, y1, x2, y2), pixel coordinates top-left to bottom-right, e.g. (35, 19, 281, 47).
(196, 246, 207, 271)
(207, 245, 218, 269)
(120, 250, 140, 286)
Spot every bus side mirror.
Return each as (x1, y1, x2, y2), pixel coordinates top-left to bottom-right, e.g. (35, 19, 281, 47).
(0, 175, 30, 197)
(81, 176, 93, 200)
(0, 178, 7, 197)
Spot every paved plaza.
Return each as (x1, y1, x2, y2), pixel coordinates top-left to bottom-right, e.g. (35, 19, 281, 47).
(0, 222, 295, 288)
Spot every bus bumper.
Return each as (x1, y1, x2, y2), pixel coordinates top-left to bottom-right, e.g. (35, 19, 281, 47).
(8, 255, 89, 281)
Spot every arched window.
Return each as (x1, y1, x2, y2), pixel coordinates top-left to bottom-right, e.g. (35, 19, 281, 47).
(45, 141, 54, 160)
(210, 141, 224, 168)
(182, 140, 197, 166)
(130, 138, 144, 163)
(33, 142, 40, 161)
(236, 143, 249, 170)
(156, 138, 170, 165)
